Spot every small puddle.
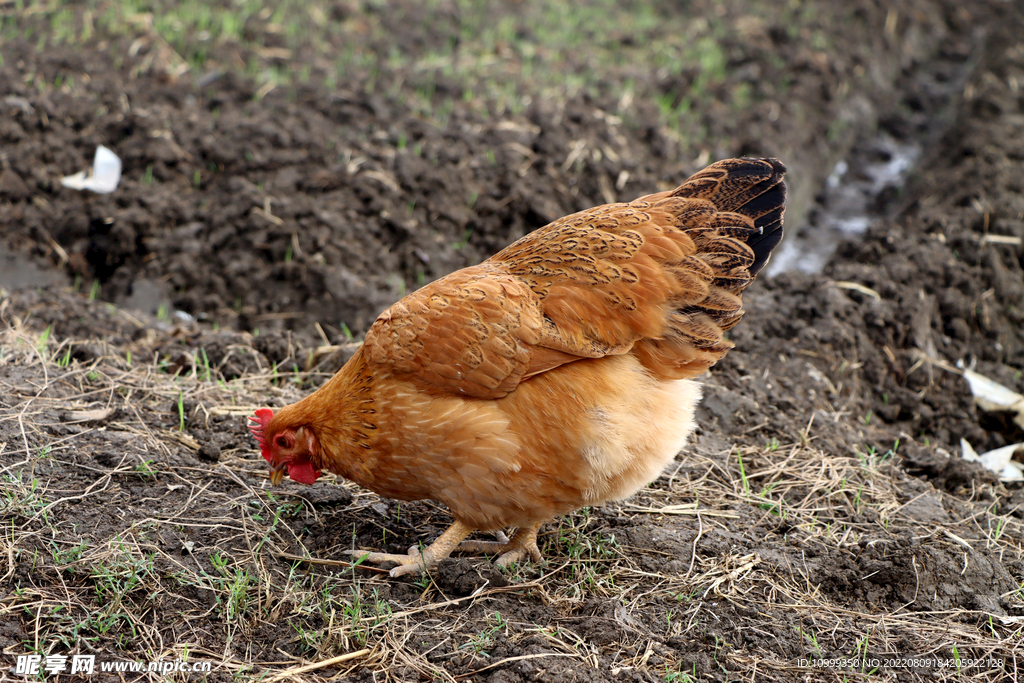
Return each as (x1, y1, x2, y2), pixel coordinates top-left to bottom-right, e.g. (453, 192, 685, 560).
(0, 242, 65, 290)
(768, 134, 920, 276)
(119, 278, 173, 317)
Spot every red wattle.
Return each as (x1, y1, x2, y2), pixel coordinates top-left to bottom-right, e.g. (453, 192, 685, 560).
(287, 459, 321, 485)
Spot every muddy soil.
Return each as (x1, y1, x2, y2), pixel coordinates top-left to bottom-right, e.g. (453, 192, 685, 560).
(1, 0, 1022, 681)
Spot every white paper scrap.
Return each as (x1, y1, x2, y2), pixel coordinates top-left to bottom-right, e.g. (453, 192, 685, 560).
(961, 438, 1024, 482)
(60, 145, 122, 193)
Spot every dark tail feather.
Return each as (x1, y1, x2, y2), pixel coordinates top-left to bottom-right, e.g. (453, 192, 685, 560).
(672, 157, 787, 275)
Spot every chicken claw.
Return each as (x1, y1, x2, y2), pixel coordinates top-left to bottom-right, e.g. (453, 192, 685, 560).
(349, 521, 544, 576)
(458, 524, 542, 568)
(347, 548, 431, 578)
(348, 520, 473, 578)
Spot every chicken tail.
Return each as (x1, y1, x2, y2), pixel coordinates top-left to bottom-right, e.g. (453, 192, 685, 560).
(670, 157, 786, 276)
(632, 157, 787, 379)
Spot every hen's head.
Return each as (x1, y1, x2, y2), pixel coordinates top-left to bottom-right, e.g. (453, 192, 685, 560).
(248, 408, 322, 485)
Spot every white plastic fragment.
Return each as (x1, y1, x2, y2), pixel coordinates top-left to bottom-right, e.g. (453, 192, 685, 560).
(961, 438, 1024, 482)
(60, 145, 122, 193)
(961, 367, 1024, 430)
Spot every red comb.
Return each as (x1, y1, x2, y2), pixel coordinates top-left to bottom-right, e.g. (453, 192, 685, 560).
(248, 408, 275, 463)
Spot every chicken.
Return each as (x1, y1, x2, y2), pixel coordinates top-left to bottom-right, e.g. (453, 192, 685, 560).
(249, 157, 786, 577)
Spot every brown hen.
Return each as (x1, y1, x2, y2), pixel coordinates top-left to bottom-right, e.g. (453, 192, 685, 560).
(250, 157, 786, 577)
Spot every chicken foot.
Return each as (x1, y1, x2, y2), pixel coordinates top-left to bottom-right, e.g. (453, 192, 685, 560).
(349, 520, 473, 578)
(457, 523, 543, 568)
(349, 521, 544, 578)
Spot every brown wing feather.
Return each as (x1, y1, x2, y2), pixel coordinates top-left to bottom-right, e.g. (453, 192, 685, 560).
(364, 267, 545, 399)
(493, 158, 785, 380)
(366, 157, 786, 393)
(491, 202, 683, 353)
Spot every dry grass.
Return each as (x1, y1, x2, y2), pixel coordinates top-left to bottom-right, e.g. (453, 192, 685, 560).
(1, 307, 1022, 682)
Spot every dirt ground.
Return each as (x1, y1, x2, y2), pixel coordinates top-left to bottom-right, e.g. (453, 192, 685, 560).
(1, 0, 1022, 681)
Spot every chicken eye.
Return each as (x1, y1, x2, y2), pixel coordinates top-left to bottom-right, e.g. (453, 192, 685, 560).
(275, 436, 291, 448)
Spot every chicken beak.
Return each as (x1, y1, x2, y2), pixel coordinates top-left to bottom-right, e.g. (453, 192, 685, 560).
(269, 464, 286, 486)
